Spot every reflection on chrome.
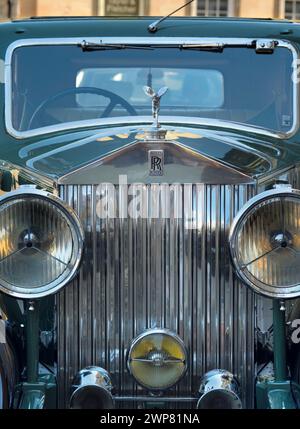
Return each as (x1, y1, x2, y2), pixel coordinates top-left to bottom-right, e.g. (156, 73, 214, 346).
(229, 185, 300, 298)
(197, 369, 242, 409)
(70, 367, 114, 409)
(0, 186, 84, 299)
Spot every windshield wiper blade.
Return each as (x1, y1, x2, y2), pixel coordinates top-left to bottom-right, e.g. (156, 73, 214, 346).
(78, 40, 154, 51)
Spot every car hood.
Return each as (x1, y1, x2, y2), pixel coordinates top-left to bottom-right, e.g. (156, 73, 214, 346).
(9, 122, 300, 185)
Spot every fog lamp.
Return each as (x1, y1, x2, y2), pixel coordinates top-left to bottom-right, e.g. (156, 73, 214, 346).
(127, 329, 187, 390)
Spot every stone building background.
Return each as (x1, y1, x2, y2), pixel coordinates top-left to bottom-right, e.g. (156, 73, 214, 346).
(0, 0, 299, 21)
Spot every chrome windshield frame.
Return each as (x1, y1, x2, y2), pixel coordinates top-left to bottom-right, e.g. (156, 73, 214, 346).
(4, 37, 300, 139)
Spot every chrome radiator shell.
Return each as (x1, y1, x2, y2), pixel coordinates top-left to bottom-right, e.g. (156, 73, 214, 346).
(57, 183, 255, 408)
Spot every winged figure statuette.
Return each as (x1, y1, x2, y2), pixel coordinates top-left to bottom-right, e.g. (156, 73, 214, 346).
(143, 85, 168, 128)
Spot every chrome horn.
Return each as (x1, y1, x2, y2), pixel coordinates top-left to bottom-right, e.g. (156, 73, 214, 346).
(70, 367, 114, 409)
(197, 369, 242, 409)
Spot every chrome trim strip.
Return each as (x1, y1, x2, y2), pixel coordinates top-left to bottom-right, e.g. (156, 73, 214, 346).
(5, 37, 299, 139)
(57, 182, 256, 408)
(257, 165, 295, 185)
(8, 116, 289, 140)
(113, 396, 198, 403)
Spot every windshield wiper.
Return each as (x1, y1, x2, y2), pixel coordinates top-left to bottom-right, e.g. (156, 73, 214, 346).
(78, 40, 154, 51)
(79, 39, 278, 54)
(181, 39, 278, 53)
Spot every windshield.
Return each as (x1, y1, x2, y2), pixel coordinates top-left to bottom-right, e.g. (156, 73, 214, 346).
(9, 42, 295, 135)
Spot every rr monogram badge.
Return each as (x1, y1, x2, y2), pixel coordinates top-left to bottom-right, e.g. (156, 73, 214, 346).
(149, 150, 164, 176)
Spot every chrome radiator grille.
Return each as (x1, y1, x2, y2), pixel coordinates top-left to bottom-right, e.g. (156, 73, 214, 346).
(57, 183, 256, 408)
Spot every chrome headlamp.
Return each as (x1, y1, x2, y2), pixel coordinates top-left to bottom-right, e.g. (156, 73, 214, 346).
(229, 186, 300, 298)
(127, 329, 187, 391)
(0, 187, 84, 299)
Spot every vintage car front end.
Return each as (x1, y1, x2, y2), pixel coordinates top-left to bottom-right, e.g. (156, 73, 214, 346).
(1, 16, 300, 410)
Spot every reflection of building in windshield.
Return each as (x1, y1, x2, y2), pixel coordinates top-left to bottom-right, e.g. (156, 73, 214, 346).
(76, 68, 224, 108)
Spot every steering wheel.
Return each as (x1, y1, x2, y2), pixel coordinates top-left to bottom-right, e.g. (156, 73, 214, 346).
(28, 86, 138, 129)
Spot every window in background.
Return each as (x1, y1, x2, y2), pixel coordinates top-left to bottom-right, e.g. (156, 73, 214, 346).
(197, 0, 235, 16)
(0, 0, 15, 19)
(97, 0, 147, 16)
(0, 0, 8, 18)
(285, 0, 300, 19)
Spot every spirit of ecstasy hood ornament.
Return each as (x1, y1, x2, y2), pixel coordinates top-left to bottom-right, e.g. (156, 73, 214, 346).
(143, 86, 168, 140)
(143, 86, 168, 128)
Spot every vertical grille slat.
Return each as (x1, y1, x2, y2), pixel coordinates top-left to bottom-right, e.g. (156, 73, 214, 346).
(57, 183, 255, 408)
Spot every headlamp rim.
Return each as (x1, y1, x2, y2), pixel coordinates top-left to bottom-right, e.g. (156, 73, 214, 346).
(229, 186, 300, 299)
(0, 187, 84, 299)
(127, 328, 188, 391)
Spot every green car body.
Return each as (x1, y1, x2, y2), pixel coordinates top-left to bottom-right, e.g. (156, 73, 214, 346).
(1, 16, 300, 409)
